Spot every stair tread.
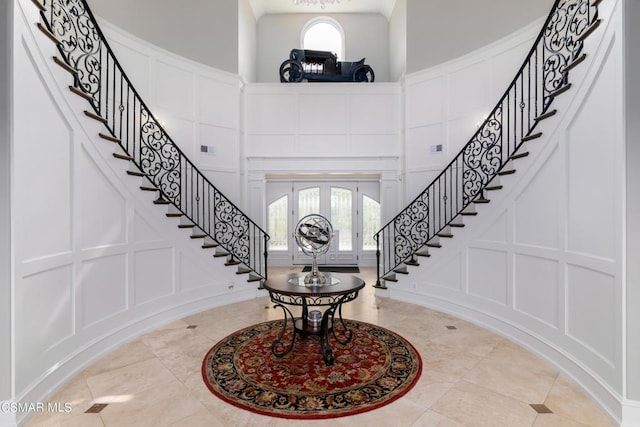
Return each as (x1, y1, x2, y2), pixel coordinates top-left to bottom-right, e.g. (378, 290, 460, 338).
(99, 132, 120, 144)
(113, 152, 133, 161)
(522, 132, 542, 142)
(535, 109, 557, 122)
(548, 83, 572, 99)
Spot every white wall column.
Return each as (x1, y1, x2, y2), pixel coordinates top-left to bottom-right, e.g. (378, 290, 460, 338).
(0, 0, 15, 425)
(625, 0, 640, 403)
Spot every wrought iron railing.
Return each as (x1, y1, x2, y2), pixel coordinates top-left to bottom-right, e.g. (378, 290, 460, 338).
(374, 0, 599, 286)
(38, 0, 269, 281)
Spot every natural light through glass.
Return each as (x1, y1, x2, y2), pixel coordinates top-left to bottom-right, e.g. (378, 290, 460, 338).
(331, 187, 352, 251)
(303, 22, 342, 59)
(268, 195, 288, 250)
(362, 195, 380, 251)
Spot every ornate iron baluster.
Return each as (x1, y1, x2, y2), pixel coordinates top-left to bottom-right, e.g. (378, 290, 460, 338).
(374, 0, 598, 287)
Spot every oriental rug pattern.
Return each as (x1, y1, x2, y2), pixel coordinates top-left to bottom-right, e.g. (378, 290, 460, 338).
(202, 319, 422, 419)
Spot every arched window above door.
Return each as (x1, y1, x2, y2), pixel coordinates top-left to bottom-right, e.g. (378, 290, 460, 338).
(301, 17, 345, 60)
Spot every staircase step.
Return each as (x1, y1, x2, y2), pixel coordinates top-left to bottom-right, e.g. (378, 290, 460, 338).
(510, 151, 529, 160)
(382, 273, 398, 282)
(498, 169, 516, 176)
(564, 53, 587, 73)
(32, 0, 45, 12)
(84, 110, 107, 124)
(461, 205, 477, 216)
(535, 109, 557, 122)
(214, 250, 230, 258)
(201, 237, 218, 248)
(53, 56, 76, 76)
(426, 242, 442, 248)
(166, 205, 182, 217)
(485, 184, 503, 191)
(473, 197, 490, 204)
(522, 132, 542, 142)
(394, 265, 408, 274)
(190, 228, 207, 238)
(127, 163, 146, 177)
(225, 258, 241, 266)
(112, 152, 133, 161)
(37, 22, 60, 45)
(177, 217, 194, 228)
(153, 196, 169, 205)
(449, 222, 465, 227)
(247, 274, 263, 283)
(99, 132, 120, 144)
(236, 266, 252, 275)
(415, 248, 431, 257)
(577, 19, 601, 43)
(438, 226, 453, 238)
(140, 184, 158, 192)
(548, 83, 572, 99)
(69, 85, 92, 102)
(405, 257, 420, 267)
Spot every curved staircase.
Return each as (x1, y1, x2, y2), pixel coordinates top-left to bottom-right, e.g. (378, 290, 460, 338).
(374, 0, 602, 287)
(32, 0, 269, 285)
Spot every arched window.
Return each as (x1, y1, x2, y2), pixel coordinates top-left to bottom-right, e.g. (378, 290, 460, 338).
(301, 17, 345, 60)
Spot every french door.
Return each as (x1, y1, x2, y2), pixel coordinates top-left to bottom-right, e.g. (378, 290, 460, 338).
(266, 180, 380, 267)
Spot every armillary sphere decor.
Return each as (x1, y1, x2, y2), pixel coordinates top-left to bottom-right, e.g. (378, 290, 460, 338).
(295, 214, 334, 285)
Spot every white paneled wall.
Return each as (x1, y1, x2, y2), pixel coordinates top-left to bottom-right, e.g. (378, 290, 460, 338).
(99, 19, 243, 204)
(8, 0, 635, 425)
(10, 3, 252, 420)
(404, 19, 542, 202)
(244, 83, 402, 225)
(394, 0, 626, 422)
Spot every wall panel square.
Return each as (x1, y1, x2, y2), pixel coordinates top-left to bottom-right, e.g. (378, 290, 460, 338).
(81, 254, 127, 327)
(134, 248, 174, 305)
(467, 248, 508, 305)
(514, 254, 559, 327)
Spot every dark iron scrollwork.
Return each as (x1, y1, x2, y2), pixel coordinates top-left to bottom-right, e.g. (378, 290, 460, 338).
(139, 109, 181, 204)
(393, 191, 430, 263)
(39, 0, 269, 281)
(49, 0, 102, 100)
(374, 0, 598, 285)
(463, 106, 503, 204)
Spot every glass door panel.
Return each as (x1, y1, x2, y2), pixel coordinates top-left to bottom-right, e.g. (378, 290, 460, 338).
(267, 179, 380, 267)
(331, 187, 353, 251)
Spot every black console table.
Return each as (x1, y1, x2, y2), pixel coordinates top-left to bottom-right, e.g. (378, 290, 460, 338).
(263, 273, 365, 366)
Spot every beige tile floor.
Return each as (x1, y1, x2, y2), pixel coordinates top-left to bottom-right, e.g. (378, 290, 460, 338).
(25, 267, 615, 427)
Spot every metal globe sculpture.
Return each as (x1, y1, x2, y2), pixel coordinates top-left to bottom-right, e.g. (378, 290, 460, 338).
(295, 214, 333, 285)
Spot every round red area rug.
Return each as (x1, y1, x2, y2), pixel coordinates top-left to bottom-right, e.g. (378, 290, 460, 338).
(201, 319, 422, 419)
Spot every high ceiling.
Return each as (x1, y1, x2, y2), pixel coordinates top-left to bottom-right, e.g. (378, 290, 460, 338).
(248, 0, 397, 20)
